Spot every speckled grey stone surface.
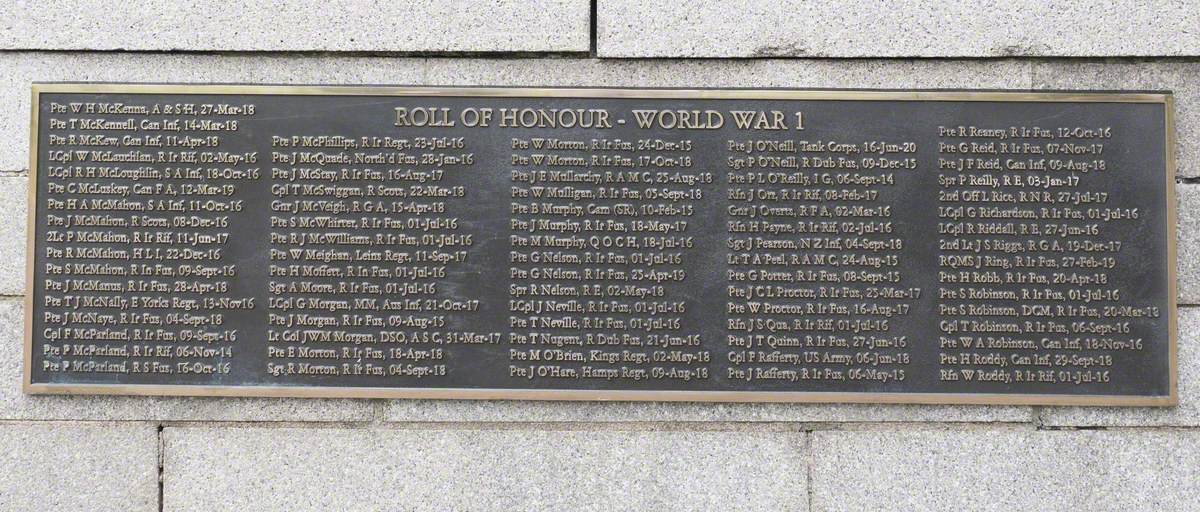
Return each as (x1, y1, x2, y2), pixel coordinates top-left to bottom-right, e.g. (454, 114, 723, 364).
(1041, 308, 1197, 426)
(0, 301, 374, 421)
(0, 177, 25, 295)
(1177, 187, 1200, 304)
(1, 54, 1030, 167)
(1, 0, 589, 52)
(1032, 60, 1199, 178)
(384, 399, 1031, 423)
(163, 426, 807, 511)
(811, 428, 1200, 511)
(598, 0, 1200, 58)
(0, 422, 158, 511)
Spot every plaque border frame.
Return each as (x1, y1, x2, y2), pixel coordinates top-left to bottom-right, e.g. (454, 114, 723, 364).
(23, 84, 1178, 406)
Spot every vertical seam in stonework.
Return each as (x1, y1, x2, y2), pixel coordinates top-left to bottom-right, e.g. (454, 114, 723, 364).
(805, 430, 814, 512)
(589, 0, 598, 58)
(371, 399, 387, 425)
(157, 424, 165, 512)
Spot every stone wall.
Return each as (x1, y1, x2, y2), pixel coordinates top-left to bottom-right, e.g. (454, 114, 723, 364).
(1, 2, 1197, 510)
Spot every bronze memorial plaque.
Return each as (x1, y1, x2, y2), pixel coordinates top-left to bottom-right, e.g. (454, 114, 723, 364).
(24, 85, 1176, 405)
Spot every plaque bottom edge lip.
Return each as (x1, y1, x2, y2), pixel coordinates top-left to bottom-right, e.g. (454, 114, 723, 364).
(20, 382, 1178, 407)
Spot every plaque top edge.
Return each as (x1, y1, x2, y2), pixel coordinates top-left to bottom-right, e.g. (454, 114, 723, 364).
(28, 83, 1172, 104)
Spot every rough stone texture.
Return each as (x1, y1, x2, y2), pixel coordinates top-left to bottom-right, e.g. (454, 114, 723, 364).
(598, 1, 1200, 58)
(1180, 186, 1200, 304)
(1041, 308, 1197, 426)
(1032, 60, 1200, 179)
(385, 400, 1030, 423)
(0, 422, 158, 511)
(0, 301, 373, 422)
(1, 0, 589, 53)
(0, 177, 26, 295)
(811, 428, 1200, 511)
(163, 426, 806, 511)
(1, 54, 1030, 173)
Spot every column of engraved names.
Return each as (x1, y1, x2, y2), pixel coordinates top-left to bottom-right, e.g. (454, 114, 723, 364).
(507, 130, 711, 386)
(266, 132, 494, 383)
(38, 98, 256, 381)
(724, 136, 918, 388)
(935, 122, 1151, 389)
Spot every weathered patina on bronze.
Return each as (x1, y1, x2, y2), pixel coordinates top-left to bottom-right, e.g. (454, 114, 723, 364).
(24, 84, 1176, 405)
